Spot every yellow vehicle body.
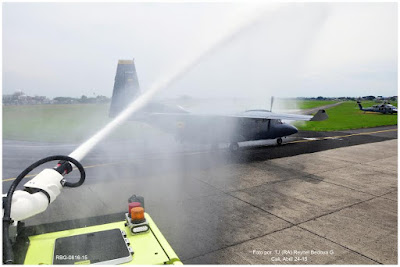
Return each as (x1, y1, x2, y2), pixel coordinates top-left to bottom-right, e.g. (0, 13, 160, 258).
(23, 213, 181, 265)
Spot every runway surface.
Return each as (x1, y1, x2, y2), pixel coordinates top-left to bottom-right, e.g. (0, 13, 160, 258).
(2, 125, 396, 187)
(2, 125, 398, 264)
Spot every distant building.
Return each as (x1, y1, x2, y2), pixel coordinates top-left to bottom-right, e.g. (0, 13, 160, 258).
(3, 91, 51, 105)
(53, 97, 79, 104)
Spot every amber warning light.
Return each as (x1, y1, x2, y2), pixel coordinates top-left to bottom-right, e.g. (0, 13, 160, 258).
(125, 195, 149, 234)
(131, 207, 145, 223)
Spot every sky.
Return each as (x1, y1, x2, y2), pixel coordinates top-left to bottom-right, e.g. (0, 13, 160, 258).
(2, 2, 398, 99)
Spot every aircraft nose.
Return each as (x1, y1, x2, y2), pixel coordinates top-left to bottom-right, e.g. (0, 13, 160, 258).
(285, 124, 298, 136)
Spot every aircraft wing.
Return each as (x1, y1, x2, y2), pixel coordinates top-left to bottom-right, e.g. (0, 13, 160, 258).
(142, 109, 328, 124)
(233, 109, 328, 121)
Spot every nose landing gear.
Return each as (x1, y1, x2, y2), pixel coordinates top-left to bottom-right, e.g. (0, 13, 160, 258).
(277, 137, 283, 145)
(229, 142, 239, 152)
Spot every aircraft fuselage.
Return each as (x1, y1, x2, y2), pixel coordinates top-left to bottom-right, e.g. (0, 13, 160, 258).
(135, 112, 298, 144)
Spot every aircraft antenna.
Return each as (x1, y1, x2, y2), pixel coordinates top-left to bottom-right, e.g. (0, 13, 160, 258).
(270, 96, 274, 112)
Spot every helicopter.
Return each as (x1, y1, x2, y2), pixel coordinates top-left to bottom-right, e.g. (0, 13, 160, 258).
(357, 100, 397, 114)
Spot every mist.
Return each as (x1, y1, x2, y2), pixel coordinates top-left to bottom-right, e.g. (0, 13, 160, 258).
(4, 2, 275, 223)
(2, 3, 398, 262)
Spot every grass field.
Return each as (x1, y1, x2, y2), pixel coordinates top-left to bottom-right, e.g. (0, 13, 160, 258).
(2, 104, 163, 142)
(296, 101, 398, 131)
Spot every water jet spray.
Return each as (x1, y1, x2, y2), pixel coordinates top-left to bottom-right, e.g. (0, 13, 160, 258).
(3, 4, 282, 264)
(69, 3, 281, 162)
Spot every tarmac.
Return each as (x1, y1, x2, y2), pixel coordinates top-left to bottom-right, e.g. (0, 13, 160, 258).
(2, 126, 398, 264)
(188, 139, 397, 264)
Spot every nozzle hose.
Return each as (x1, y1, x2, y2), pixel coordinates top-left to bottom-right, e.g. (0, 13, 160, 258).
(3, 155, 85, 264)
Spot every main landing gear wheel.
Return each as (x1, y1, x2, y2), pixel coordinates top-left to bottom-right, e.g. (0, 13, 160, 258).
(277, 137, 283, 145)
(229, 142, 239, 152)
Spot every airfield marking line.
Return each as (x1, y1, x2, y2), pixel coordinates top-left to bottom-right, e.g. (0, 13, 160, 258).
(329, 128, 397, 138)
(2, 174, 37, 182)
(288, 139, 318, 144)
(79, 150, 208, 170)
(2, 151, 209, 182)
(1, 162, 131, 182)
(3, 128, 396, 182)
(2, 144, 79, 148)
(288, 128, 397, 144)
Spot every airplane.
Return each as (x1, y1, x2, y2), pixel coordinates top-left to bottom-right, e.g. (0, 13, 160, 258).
(109, 59, 328, 151)
(357, 100, 397, 114)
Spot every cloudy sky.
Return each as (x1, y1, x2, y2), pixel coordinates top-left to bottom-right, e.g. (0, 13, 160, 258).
(2, 2, 398, 99)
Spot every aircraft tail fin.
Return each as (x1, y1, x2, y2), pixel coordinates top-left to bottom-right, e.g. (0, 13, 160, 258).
(109, 59, 141, 117)
(357, 101, 363, 110)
